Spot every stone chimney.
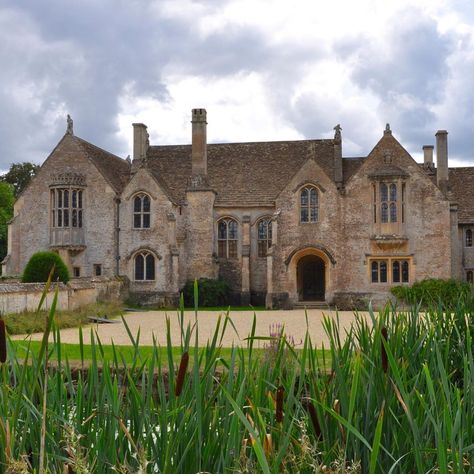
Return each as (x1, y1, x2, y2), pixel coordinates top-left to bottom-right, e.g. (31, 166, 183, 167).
(191, 108, 207, 176)
(423, 145, 434, 165)
(436, 130, 448, 192)
(132, 123, 149, 161)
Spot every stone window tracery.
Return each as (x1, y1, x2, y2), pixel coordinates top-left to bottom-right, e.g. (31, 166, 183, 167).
(50, 188, 83, 228)
(466, 229, 473, 247)
(134, 251, 155, 281)
(373, 181, 405, 225)
(370, 258, 410, 284)
(300, 186, 319, 223)
(257, 218, 272, 257)
(133, 193, 151, 229)
(218, 218, 238, 258)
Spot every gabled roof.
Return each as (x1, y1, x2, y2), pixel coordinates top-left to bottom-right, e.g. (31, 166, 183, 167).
(146, 140, 335, 206)
(74, 136, 130, 193)
(448, 167, 474, 224)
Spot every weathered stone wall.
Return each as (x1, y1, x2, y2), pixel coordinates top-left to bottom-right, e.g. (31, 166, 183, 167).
(271, 158, 342, 307)
(6, 135, 118, 278)
(340, 133, 452, 304)
(0, 282, 94, 314)
(213, 207, 275, 302)
(119, 168, 179, 297)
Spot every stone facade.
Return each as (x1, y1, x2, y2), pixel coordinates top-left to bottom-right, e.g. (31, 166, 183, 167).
(2, 111, 474, 308)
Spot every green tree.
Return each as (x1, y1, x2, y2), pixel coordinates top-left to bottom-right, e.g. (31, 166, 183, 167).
(22, 251, 69, 283)
(0, 181, 14, 269)
(1, 162, 40, 197)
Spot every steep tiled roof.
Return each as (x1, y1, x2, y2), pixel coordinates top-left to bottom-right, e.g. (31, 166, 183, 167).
(75, 137, 130, 192)
(146, 140, 335, 205)
(342, 157, 365, 182)
(449, 167, 474, 224)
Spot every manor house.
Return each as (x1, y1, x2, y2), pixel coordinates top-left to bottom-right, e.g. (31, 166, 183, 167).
(2, 109, 474, 308)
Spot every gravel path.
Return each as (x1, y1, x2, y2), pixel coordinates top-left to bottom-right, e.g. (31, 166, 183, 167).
(12, 308, 373, 348)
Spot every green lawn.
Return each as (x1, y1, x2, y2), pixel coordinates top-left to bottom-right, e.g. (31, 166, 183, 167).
(10, 339, 330, 368)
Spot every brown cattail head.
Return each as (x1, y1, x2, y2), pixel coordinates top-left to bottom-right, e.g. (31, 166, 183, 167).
(0, 319, 6, 364)
(276, 386, 284, 423)
(302, 398, 322, 439)
(175, 351, 189, 397)
(381, 326, 388, 374)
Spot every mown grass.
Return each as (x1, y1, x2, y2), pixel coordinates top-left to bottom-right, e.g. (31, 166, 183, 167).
(1, 277, 474, 472)
(3, 301, 123, 335)
(10, 339, 329, 368)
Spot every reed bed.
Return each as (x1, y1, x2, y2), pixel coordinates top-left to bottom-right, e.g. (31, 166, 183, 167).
(0, 279, 474, 472)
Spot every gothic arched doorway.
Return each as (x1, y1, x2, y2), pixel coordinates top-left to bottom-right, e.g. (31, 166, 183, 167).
(297, 255, 325, 301)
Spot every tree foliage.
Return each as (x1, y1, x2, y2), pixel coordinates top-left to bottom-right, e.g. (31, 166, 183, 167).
(22, 251, 70, 283)
(0, 181, 14, 268)
(1, 162, 40, 197)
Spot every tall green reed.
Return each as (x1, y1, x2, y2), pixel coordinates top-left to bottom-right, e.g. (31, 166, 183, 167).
(1, 282, 474, 472)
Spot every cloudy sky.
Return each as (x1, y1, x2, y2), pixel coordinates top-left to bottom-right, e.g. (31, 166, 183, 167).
(1, 0, 474, 171)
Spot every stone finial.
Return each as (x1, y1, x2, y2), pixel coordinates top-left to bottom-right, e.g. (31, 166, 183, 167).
(66, 114, 74, 135)
(384, 123, 391, 135)
(333, 124, 342, 141)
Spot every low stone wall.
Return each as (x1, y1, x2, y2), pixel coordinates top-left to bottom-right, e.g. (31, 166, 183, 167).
(0, 278, 125, 315)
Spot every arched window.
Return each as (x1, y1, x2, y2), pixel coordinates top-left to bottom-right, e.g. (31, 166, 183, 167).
(300, 186, 319, 223)
(134, 251, 155, 281)
(257, 218, 272, 257)
(133, 193, 151, 228)
(466, 229, 473, 247)
(218, 218, 238, 258)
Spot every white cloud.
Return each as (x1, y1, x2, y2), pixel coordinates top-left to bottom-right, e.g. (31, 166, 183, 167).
(1, 0, 474, 168)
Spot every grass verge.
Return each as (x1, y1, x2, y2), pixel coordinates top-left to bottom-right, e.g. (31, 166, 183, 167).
(3, 301, 123, 335)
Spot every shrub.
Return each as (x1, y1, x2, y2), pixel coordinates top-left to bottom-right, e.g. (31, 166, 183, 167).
(22, 251, 70, 283)
(391, 278, 472, 308)
(181, 278, 231, 307)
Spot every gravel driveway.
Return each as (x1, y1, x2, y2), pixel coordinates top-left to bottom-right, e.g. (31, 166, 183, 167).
(13, 308, 372, 348)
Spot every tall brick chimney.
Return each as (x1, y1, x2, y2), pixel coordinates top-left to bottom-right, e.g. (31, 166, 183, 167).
(132, 123, 149, 161)
(191, 108, 207, 176)
(436, 130, 448, 192)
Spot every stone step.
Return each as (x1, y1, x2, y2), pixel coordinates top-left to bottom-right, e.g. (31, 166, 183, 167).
(293, 301, 331, 310)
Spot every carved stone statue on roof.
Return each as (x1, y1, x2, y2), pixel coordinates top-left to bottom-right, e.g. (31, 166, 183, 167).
(333, 124, 342, 141)
(66, 114, 74, 135)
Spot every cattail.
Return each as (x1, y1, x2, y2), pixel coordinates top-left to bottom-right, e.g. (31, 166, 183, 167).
(275, 385, 284, 423)
(0, 319, 6, 364)
(381, 326, 388, 373)
(333, 399, 345, 439)
(302, 399, 322, 439)
(175, 351, 189, 397)
(263, 434, 273, 458)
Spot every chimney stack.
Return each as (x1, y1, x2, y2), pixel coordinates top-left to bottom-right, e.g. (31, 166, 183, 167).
(436, 130, 448, 192)
(191, 108, 207, 176)
(423, 145, 434, 165)
(132, 123, 149, 161)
